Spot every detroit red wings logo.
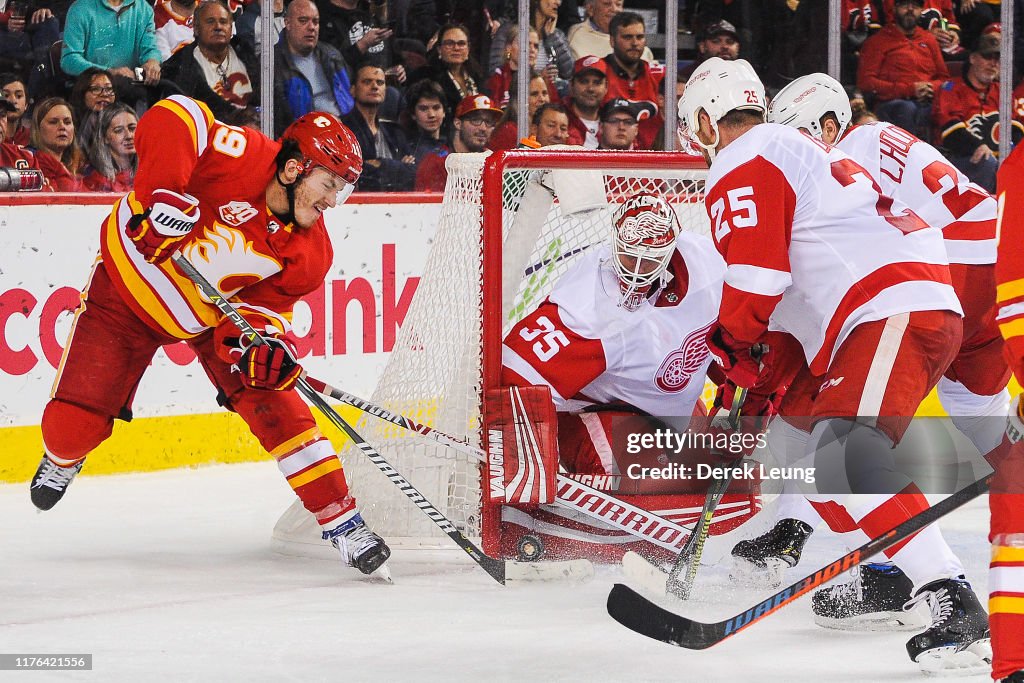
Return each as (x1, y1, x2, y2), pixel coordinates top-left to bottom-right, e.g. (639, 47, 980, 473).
(655, 321, 714, 392)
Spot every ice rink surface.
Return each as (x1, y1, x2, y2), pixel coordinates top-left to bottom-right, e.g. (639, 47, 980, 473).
(1, 463, 994, 682)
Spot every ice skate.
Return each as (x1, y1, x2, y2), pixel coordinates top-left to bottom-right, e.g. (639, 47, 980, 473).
(904, 577, 991, 676)
(323, 513, 392, 580)
(812, 563, 924, 631)
(1001, 671, 1024, 683)
(29, 455, 83, 511)
(731, 518, 813, 586)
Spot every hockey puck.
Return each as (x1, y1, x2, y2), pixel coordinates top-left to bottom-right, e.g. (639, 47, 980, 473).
(517, 534, 545, 562)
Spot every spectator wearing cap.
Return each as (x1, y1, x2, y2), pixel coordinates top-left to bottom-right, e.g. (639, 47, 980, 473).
(342, 63, 416, 192)
(681, 20, 740, 80)
(567, 0, 655, 63)
(857, 0, 949, 140)
(564, 55, 608, 148)
(416, 94, 501, 192)
(597, 98, 639, 150)
(602, 12, 663, 150)
(933, 32, 1022, 192)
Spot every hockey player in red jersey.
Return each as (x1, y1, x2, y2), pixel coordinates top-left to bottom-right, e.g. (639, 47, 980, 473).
(679, 57, 989, 673)
(29, 95, 392, 578)
(499, 191, 763, 561)
(989, 144, 1024, 683)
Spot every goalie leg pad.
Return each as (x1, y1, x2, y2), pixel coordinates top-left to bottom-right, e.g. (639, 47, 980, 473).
(484, 386, 559, 505)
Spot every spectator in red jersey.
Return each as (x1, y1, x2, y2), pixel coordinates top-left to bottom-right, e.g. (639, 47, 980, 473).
(881, 0, 963, 57)
(601, 11, 663, 150)
(564, 55, 607, 148)
(0, 72, 30, 146)
(0, 98, 51, 188)
(28, 97, 83, 191)
(416, 93, 500, 192)
(857, 0, 949, 140)
(596, 98, 639, 150)
(932, 33, 1023, 192)
(489, 73, 550, 151)
(81, 102, 138, 192)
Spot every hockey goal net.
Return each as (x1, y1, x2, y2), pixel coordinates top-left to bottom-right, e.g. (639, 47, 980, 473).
(272, 149, 717, 557)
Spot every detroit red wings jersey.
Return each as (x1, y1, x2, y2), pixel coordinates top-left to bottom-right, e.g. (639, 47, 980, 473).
(502, 232, 724, 417)
(839, 121, 996, 265)
(100, 95, 332, 340)
(706, 123, 960, 374)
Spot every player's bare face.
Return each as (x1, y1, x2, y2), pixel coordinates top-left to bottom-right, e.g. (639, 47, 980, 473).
(293, 167, 348, 228)
(413, 98, 445, 134)
(2, 80, 27, 119)
(572, 73, 607, 110)
(38, 104, 74, 155)
(612, 23, 646, 66)
(84, 75, 115, 112)
(196, 4, 233, 50)
(704, 34, 739, 60)
(106, 111, 137, 161)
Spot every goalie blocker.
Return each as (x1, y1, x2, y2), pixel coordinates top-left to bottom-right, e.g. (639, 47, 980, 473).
(483, 385, 760, 563)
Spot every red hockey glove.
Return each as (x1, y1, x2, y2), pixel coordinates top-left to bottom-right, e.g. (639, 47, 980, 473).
(706, 324, 763, 388)
(706, 384, 779, 461)
(712, 381, 784, 419)
(126, 189, 200, 264)
(235, 335, 301, 391)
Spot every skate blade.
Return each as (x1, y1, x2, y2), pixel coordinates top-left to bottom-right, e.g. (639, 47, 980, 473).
(371, 563, 394, 584)
(916, 638, 991, 677)
(729, 556, 785, 589)
(814, 610, 925, 632)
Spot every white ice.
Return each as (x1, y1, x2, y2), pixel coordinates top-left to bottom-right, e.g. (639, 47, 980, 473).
(1, 463, 994, 682)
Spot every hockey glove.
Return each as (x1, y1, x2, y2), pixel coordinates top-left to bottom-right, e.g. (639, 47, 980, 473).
(235, 335, 301, 391)
(126, 189, 200, 264)
(706, 324, 763, 388)
(706, 386, 777, 461)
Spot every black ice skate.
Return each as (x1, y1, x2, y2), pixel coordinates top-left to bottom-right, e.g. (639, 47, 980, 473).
(905, 577, 991, 675)
(1002, 671, 1024, 683)
(323, 513, 392, 577)
(29, 455, 83, 511)
(733, 518, 813, 568)
(812, 562, 923, 631)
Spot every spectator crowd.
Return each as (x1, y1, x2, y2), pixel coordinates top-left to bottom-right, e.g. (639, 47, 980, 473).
(0, 0, 1022, 193)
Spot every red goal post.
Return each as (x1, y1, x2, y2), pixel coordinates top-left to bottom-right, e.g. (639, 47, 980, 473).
(272, 149, 755, 559)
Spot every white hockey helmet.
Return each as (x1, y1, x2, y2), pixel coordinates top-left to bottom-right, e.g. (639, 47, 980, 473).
(611, 192, 680, 311)
(677, 57, 766, 162)
(767, 73, 852, 142)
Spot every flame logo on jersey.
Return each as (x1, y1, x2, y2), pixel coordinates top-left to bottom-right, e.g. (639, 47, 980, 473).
(655, 321, 714, 393)
(181, 222, 281, 297)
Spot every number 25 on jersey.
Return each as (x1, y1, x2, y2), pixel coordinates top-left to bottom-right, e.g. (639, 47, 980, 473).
(710, 186, 758, 241)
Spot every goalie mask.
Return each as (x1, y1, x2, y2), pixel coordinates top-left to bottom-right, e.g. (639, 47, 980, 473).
(612, 193, 680, 311)
(767, 73, 852, 143)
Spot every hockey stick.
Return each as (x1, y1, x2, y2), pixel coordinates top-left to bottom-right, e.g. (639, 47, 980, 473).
(299, 374, 700, 554)
(172, 252, 591, 585)
(607, 472, 993, 649)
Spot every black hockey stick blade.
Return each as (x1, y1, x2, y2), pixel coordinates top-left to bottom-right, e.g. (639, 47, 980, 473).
(608, 472, 992, 649)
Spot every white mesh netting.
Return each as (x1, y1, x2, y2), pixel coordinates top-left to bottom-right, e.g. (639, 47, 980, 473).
(273, 150, 710, 551)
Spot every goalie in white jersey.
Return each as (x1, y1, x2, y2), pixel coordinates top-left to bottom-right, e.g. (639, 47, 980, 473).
(500, 191, 766, 560)
(678, 57, 989, 673)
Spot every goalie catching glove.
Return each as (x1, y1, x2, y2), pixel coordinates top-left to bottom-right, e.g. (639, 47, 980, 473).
(215, 317, 302, 391)
(126, 189, 200, 263)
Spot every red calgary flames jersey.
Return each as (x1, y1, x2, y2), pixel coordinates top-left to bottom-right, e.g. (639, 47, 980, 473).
(100, 95, 333, 339)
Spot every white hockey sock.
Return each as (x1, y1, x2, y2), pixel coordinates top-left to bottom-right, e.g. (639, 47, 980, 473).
(936, 377, 1010, 455)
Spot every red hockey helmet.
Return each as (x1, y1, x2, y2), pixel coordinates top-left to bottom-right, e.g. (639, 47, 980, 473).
(281, 112, 363, 187)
